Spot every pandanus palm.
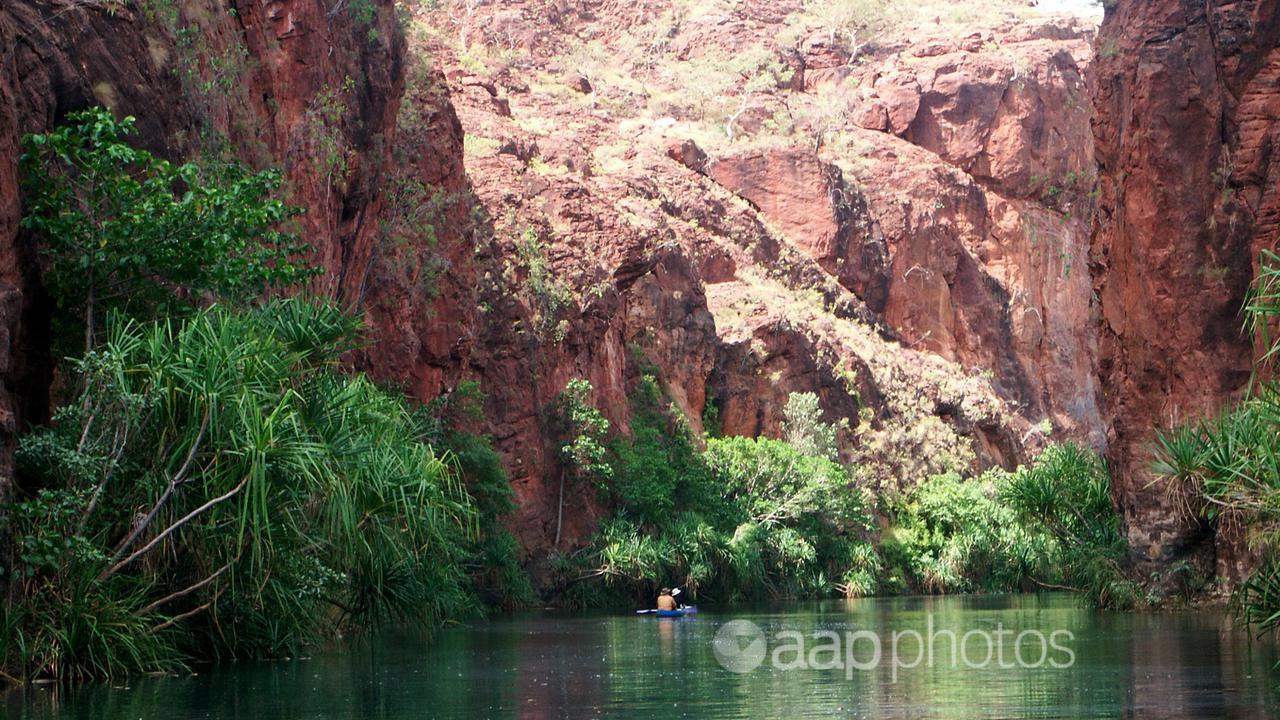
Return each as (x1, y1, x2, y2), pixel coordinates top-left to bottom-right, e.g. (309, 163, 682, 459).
(4, 299, 478, 680)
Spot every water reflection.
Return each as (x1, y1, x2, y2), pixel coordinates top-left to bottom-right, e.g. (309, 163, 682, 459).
(7, 594, 1279, 719)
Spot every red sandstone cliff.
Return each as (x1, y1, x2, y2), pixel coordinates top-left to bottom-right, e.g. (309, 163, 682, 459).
(1091, 0, 1280, 581)
(11, 0, 1242, 583)
(421, 1, 1105, 558)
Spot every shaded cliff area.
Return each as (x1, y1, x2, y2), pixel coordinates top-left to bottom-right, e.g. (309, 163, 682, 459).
(1091, 0, 1280, 583)
(0, 0, 469, 525)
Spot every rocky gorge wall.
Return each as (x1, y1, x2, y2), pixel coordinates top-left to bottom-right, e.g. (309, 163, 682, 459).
(1091, 0, 1280, 582)
(425, 0, 1110, 562)
(0, 0, 1109, 571)
(4, 0, 1276, 590)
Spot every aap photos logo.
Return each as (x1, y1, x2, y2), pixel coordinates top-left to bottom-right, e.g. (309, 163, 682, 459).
(710, 616, 1076, 682)
(713, 620, 768, 673)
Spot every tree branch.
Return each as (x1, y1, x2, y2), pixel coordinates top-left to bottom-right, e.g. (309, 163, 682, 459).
(151, 601, 212, 633)
(105, 409, 210, 565)
(101, 472, 245, 582)
(138, 562, 231, 615)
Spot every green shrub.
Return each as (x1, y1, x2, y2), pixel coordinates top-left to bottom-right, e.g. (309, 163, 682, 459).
(882, 444, 1134, 606)
(1151, 249, 1280, 623)
(561, 384, 876, 603)
(610, 374, 714, 525)
(517, 227, 574, 342)
(782, 391, 840, 461)
(5, 300, 479, 681)
(20, 107, 313, 354)
(885, 472, 1042, 595)
(1002, 443, 1136, 608)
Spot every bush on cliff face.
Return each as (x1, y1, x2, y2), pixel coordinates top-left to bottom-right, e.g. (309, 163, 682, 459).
(2, 301, 481, 681)
(20, 107, 314, 355)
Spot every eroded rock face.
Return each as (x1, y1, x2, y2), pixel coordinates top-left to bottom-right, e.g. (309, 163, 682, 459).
(0, 0, 1132, 582)
(1090, 0, 1280, 578)
(697, 16, 1102, 452)
(423, 2, 1107, 561)
(705, 150, 888, 310)
(837, 19, 1102, 449)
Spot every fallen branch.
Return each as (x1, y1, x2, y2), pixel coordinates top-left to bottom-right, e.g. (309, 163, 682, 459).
(1028, 576, 1082, 593)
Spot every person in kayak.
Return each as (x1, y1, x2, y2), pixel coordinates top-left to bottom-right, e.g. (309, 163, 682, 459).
(656, 588, 677, 612)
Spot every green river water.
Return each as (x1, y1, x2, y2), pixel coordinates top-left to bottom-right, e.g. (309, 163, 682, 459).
(7, 594, 1280, 719)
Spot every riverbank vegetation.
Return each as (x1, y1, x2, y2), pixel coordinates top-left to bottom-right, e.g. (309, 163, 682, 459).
(1, 109, 523, 682)
(3, 302, 481, 681)
(552, 376, 1136, 610)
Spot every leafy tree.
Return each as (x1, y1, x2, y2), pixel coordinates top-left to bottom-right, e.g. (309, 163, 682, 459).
(20, 107, 314, 353)
(1002, 443, 1139, 608)
(610, 374, 713, 525)
(801, 0, 897, 58)
(783, 391, 841, 460)
(426, 380, 536, 608)
(705, 435, 864, 528)
(554, 378, 612, 546)
(556, 378, 877, 604)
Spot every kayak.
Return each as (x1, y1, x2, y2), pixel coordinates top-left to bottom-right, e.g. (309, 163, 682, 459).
(655, 606, 696, 618)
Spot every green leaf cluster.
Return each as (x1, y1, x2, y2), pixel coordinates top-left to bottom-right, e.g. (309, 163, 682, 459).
(20, 107, 315, 352)
(556, 385, 877, 605)
(883, 444, 1137, 608)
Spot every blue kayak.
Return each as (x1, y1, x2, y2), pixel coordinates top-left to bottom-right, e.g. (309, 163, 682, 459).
(654, 606, 696, 618)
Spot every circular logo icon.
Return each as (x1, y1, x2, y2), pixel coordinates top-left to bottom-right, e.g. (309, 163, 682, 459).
(713, 620, 767, 673)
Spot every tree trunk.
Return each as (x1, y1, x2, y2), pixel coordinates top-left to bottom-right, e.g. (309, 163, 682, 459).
(84, 283, 95, 354)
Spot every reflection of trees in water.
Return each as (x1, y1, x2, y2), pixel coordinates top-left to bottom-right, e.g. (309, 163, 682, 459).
(9, 598, 1280, 719)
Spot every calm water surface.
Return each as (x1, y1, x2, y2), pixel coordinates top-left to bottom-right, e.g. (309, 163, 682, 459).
(8, 594, 1280, 719)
